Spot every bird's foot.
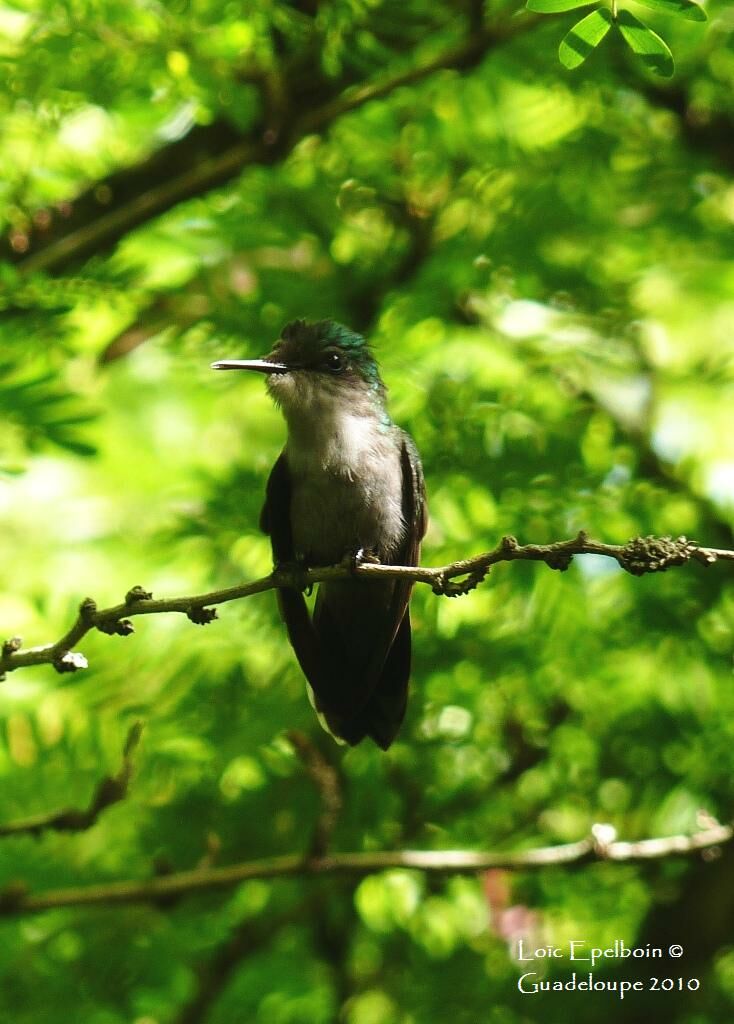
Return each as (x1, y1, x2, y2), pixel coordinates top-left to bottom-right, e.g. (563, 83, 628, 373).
(274, 557, 313, 594)
(343, 547, 381, 575)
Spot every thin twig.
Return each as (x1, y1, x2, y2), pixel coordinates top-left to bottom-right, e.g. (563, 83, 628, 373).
(0, 820, 729, 917)
(1, 532, 730, 679)
(0, 722, 143, 838)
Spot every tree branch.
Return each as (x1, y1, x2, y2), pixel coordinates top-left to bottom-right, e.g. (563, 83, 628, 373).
(8, 14, 537, 273)
(295, 19, 538, 136)
(172, 907, 304, 1024)
(0, 819, 729, 917)
(287, 730, 343, 858)
(1, 532, 731, 680)
(0, 722, 143, 838)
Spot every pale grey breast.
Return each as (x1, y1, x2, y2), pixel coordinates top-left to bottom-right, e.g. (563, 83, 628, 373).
(286, 411, 406, 564)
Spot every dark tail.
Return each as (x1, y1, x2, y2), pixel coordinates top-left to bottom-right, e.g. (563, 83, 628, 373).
(277, 586, 411, 749)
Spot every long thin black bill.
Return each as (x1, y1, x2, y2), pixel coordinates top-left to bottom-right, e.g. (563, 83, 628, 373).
(210, 359, 289, 373)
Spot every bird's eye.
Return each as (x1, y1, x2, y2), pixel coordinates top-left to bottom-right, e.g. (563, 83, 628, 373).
(323, 351, 345, 373)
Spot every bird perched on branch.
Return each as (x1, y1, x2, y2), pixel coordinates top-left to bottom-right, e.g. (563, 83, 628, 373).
(212, 319, 427, 748)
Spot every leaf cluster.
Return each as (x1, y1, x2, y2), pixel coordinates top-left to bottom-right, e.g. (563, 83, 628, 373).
(527, 0, 707, 76)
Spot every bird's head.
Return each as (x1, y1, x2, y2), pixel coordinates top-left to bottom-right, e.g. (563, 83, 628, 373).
(212, 319, 386, 422)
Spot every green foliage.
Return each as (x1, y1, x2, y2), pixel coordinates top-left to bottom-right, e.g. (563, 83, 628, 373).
(528, 0, 707, 76)
(527, 0, 597, 12)
(617, 10, 675, 76)
(1, 1, 733, 1022)
(633, 0, 707, 19)
(0, 360, 97, 461)
(558, 9, 614, 69)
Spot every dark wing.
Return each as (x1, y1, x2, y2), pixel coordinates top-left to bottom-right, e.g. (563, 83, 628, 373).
(261, 453, 347, 724)
(378, 430, 427, 652)
(356, 430, 428, 748)
(260, 451, 295, 563)
(399, 431, 428, 564)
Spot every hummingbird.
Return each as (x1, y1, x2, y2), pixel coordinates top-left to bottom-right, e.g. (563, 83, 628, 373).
(212, 319, 427, 749)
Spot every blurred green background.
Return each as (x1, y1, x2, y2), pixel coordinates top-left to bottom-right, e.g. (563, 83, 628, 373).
(2, 1, 734, 1021)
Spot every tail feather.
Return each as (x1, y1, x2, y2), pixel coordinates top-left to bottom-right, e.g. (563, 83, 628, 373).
(361, 611, 411, 749)
(312, 607, 412, 750)
(277, 582, 412, 749)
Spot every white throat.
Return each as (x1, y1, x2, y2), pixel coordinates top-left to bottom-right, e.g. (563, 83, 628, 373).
(285, 399, 383, 476)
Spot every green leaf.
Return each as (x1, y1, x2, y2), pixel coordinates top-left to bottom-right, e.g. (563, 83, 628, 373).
(631, 0, 706, 20)
(526, 0, 597, 13)
(559, 9, 613, 68)
(616, 10, 675, 77)
(48, 436, 98, 457)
